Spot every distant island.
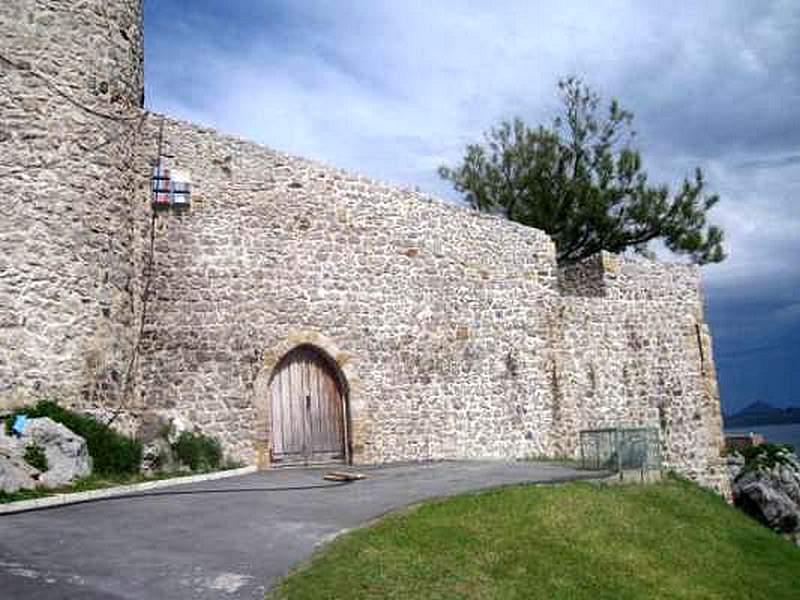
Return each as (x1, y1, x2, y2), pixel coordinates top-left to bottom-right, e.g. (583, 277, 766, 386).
(724, 402, 800, 428)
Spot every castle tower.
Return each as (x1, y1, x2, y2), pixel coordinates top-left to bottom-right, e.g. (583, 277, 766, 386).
(1, 0, 144, 110)
(0, 0, 147, 417)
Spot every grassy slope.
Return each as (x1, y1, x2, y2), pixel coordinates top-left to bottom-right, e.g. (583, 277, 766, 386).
(271, 478, 800, 599)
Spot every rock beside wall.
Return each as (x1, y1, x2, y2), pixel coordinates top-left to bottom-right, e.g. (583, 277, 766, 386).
(20, 418, 93, 487)
(731, 449, 800, 546)
(0, 418, 92, 492)
(0, 434, 40, 493)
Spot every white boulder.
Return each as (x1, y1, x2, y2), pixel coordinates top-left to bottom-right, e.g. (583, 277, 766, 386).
(18, 417, 92, 487)
(0, 450, 39, 494)
(1, 428, 38, 493)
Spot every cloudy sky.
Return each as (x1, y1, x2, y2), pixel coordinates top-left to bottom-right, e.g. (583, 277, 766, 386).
(143, 0, 799, 414)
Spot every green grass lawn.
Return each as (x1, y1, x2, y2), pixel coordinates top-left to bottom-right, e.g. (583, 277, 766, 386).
(270, 478, 800, 599)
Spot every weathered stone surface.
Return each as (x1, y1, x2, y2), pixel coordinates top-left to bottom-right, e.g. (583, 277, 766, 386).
(0, 0, 730, 496)
(0, 429, 41, 493)
(727, 452, 745, 482)
(19, 418, 92, 487)
(0, 454, 39, 494)
(140, 438, 176, 474)
(0, 0, 143, 417)
(166, 416, 196, 446)
(735, 474, 800, 538)
(732, 451, 800, 545)
(136, 412, 175, 472)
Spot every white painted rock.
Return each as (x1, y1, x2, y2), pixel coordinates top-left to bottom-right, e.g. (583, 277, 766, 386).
(19, 417, 92, 487)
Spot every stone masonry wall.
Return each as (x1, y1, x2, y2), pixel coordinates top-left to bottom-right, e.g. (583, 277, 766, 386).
(131, 115, 561, 465)
(557, 254, 729, 494)
(0, 0, 145, 419)
(124, 115, 728, 494)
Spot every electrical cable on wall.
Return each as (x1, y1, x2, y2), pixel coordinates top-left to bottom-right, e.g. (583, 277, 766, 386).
(0, 49, 147, 178)
(107, 116, 164, 428)
(0, 112, 148, 178)
(0, 50, 142, 122)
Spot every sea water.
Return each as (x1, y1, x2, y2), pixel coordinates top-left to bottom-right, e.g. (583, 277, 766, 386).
(725, 423, 800, 451)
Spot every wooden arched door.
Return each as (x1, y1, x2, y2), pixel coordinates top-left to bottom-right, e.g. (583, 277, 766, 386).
(269, 346, 347, 465)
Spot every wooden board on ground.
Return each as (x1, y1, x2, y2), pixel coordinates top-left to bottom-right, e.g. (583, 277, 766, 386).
(323, 471, 366, 482)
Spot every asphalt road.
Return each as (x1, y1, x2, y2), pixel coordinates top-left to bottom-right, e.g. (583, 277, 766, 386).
(0, 461, 597, 599)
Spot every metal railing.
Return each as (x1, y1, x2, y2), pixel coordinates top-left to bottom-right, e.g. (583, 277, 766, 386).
(579, 427, 660, 473)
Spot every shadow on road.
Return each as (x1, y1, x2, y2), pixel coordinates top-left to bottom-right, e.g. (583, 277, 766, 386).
(1, 480, 355, 515)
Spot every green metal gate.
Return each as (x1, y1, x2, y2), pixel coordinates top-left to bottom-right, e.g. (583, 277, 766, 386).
(579, 427, 660, 474)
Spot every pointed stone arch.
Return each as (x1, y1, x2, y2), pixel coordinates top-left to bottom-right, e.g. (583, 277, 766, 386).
(253, 330, 362, 468)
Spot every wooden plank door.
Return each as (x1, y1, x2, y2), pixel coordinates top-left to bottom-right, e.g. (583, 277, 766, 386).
(270, 346, 346, 465)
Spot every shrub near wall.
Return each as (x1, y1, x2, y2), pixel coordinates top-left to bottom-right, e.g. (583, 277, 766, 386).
(23, 443, 48, 472)
(172, 431, 223, 472)
(6, 400, 142, 476)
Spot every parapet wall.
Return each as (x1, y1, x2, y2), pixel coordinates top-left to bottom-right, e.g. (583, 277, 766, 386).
(117, 115, 727, 494)
(129, 115, 562, 464)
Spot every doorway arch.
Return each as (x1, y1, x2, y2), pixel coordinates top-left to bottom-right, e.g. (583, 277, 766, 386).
(268, 344, 349, 465)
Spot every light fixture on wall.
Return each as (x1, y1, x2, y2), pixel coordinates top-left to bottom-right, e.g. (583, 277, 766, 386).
(151, 164, 191, 210)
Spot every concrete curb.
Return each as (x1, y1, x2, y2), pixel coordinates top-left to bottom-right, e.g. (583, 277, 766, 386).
(0, 465, 258, 515)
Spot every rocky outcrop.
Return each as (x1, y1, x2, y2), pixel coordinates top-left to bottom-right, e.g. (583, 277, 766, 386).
(727, 452, 745, 481)
(0, 457, 40, 494)
(0, 418, 92, 492)
(140, 438, 174, 473)
(731, 449, 800, 546)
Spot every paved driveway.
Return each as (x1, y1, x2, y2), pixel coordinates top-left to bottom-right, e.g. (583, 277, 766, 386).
(0, 461, 598, 599)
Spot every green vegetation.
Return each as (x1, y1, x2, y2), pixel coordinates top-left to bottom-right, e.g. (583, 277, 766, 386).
(271, 478, 800, 599)
(739, 443, 797, 476)
(439, 77, 725, 265)
(5, 400, 142, 475)
(1, 401, 241, 505)
(22, 443, 48, 472)
(171, 430, 223, 472)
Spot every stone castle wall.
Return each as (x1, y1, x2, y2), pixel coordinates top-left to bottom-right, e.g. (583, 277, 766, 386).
(124, 116, 727, 493)
(0, 0, 145, 417)
(131, 115, 560, 464)
(556, 255, 728, 490)
(0, 2, 728, 494)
